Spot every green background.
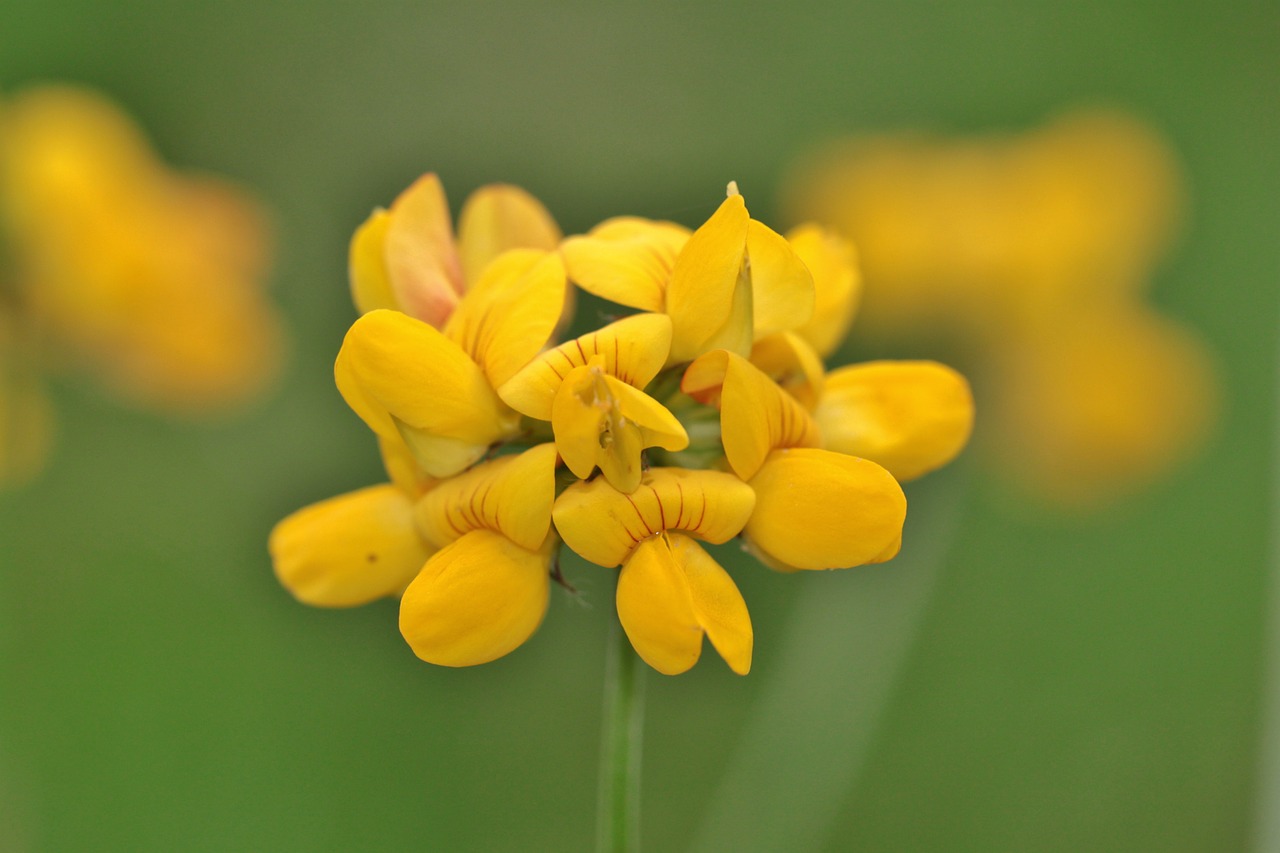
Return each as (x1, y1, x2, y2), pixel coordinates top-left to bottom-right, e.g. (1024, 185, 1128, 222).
(1, 2, 1275, 851)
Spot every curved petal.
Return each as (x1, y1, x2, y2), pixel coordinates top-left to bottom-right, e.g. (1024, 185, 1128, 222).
(399, 530, 550, 667)
(745, 448, 905, 571)
(444, 248, 567, 388)
(382, 173, 465, 327)
(413, 443, 557, 551)
(616, 534, 752, 676)
(682, 350, 820, 480)
(456, 184, 561, 285)
(498, 313, 673, 420)
(665, 194, 750, 363)
(787, 224, 861, 357)
(270, 484, 431, 607)
(335, 309, 515, 474)
(749, 331, 826, 410)
(612, 377, 688, 452)
(553, 467, 756, 567)
(348, 209, 398, 315)
(561, 217, 691, 311)
(747, 219, 815, 338)
(377, 433, 435, 497)
(816, 360, 973, 481)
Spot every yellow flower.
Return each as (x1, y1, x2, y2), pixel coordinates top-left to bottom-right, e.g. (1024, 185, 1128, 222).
(348, 173, 561, 327)
(499, 313, 687, 492)
(0, 85, 282, 414)
(781, 109, 1215, 506)
(275, 177, 972, 673)
(562, 183, 815, 364)
(335, 247, 567, 478)
(553, 468, 757, 675)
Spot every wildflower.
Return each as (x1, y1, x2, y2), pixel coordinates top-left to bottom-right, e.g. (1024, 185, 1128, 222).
(782, 109, 1215, 505)
(272, 177, 972, 673)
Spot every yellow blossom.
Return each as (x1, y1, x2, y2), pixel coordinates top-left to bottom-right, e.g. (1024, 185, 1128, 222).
(781, 109, 1215, 506)
(0, 85, 282, 414)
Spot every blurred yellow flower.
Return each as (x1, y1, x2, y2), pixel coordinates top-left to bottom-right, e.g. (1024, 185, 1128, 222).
(0, 85, 283, 414)
(273, 177, 973, 673)
(782, 109, 1216, 507)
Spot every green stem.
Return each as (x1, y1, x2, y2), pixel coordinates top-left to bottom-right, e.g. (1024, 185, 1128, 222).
(596, 603, 645, 853)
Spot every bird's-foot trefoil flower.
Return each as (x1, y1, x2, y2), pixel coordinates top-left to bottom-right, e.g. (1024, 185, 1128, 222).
(272, 176, 974, 674)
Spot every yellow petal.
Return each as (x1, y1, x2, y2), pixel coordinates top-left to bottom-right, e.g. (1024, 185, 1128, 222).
(749, 331, 826, 410)
(616, 534, 703, 675)
(413, 443, 557, 551)
(553, 467, 756, 567)
(613, 377, 688, 452)
(665, 194, 750, 363)
(815, 360, 973, 481)
(786, 224, 861, 357)
(456, 184, 561, 285)
(348, 209, 398, 315)
(746, 219, 815, 338)
(745, 448, 906, 571)
(399, 530, 550, 666)
(561, 217, 691, 311)
(444, 248, 567, 388)
(682, 350, 820, 480)
(382, 173, 465, 327)
(335, 309, 515, 475)
(377, 433, 436, 497)
(498, 313, 673, 419)
(670, 534, 752, 675)
(270, 484, 431, 607)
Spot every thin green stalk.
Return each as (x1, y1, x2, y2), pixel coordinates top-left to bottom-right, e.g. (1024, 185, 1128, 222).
(596, 605, 645, 853)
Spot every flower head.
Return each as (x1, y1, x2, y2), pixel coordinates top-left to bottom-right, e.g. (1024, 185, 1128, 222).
(272, 177, 973, 673)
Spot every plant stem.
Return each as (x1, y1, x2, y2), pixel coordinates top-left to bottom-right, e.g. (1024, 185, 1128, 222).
(596, 605, 645, 853)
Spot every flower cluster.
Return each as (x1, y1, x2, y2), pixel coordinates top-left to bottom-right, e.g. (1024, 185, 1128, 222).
(0, 86, 282, 485)
(271, 175, 973, 674)
(782, 109, 1216, 507)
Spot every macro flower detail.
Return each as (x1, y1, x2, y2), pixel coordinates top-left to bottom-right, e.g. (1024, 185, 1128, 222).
(272, 174, 973, 674)
(553, 468, 756, 675)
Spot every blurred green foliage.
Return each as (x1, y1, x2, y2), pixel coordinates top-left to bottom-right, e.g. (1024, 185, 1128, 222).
(0, 2, 1275, 851)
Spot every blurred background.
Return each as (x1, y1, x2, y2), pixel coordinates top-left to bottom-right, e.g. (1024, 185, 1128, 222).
(0, 2, 1275, 851)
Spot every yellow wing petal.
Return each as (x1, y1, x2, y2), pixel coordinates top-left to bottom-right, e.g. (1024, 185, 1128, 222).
(335, 309, 515, 475)
(553, 467, 756, 567)
(561, 217, 691, 311)
(670, 534, 752, 675)
(444, 248, 567, 388)
(399, 530, 550, 666)
(746, 219, 815, 338)
(456, 184, 561, 285)
(270, 484, 431, 607)
(749, 331, 827, 411)
(413, 443, 557, 551)
(348, 209, 398, 315)
(382, 173, 465, 327)
(816, 360, 973, 481)
(745, 448, 905, 571)
(682, 350, 820, 480)
(665, 194, 750, 363)
(498, 313, 673, 420)
(786, 224, 861, 357)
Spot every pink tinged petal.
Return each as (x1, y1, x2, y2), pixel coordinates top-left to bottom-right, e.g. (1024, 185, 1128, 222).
(745, 448, 906, 571)
(561, 217, 691, 312)
(270, 484, 431, 608)
(815, 360, 974, 482)
(498, 313, 673, 420)
(398, 530, 551, 667)
(456, 184, 562, 285)
(745, 219, 816, 339)
(443, 248, 568, 388)
(382, 173, 465, 327)
(682, 350, 820, 480)
(665, 194, 751, 363)
(348, 209, 399, 315)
